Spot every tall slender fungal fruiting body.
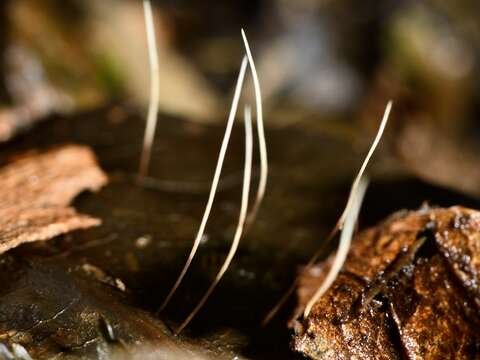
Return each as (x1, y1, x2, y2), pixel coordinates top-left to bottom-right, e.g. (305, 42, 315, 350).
(241, 29, 268, 230)
(262, 101, 393, 325)
(158, 56, 248, 312)
(336, 100, 392, 229)
(303, 177, 368, 317)
(139, 0, 161, 177)
(176, 105, 254, 334)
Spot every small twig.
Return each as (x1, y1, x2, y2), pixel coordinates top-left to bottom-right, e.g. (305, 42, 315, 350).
(139, 0, 161, 177)
(176, 105, 254, 334)
(158, 56, 248, 313)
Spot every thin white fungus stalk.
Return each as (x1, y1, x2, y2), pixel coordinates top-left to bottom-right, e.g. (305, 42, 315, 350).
(337, 100, 392, 229)
(176, 105, 254, 334)
(303, 177, 368, 317)
(261, 101, 393, 325)
(139, 0, 161, 177)
(241, 29, 268, 230)
(158, 56, 249, 312)
(260, 227, 338, 326)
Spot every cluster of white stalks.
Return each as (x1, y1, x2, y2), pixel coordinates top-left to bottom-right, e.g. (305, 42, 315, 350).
(138, 1, 268, 334)
(139, 0, 394, 333)
(262, 100, 393, 325)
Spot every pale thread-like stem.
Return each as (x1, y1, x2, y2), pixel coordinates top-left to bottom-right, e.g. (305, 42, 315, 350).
(261, 101, 393, 325)
(304, 177, 368, 317)
(260, 227, 337, 326)
(176, 105, 254, 334)
(301, 102, 391, 316)
(139, 0, 161, 177)
(337, 100, 392, 228)
(158, 57, 248, 312)
(241, 29, 268, 230)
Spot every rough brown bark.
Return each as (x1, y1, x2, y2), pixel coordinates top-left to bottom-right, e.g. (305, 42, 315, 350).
(0, 145, 107, 254)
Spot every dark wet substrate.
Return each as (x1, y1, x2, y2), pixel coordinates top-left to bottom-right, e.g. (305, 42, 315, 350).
(1, 104, 479, 359)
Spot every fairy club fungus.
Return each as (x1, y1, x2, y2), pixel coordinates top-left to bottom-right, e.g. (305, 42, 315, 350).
(262, 100, 393, 326)
(137, 1, 269, 335)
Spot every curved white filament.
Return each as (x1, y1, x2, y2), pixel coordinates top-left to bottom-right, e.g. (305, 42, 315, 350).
(241, 29, 268, 229)
(262, 101, 392, 325)
(304, 177, 368, 317)
(158, 56, 248, 312)
(176, 105, 253, 334)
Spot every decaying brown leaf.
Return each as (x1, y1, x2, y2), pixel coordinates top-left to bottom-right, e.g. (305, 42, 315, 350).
(0, 145, 107, 254)
(293, 206, 480, 359)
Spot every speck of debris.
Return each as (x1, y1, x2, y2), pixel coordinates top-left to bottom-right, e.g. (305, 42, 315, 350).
(200, 234, 209, 244)
(81, 263, 126, 292)
(135, 235, 151, 248)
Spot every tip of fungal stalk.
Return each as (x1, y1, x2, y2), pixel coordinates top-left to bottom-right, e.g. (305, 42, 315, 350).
(241, 28, 269, 232)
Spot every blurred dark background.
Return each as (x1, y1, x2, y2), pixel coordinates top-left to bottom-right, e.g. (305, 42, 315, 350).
(2, 0, 480, 200)
(1, 0, 479, 121)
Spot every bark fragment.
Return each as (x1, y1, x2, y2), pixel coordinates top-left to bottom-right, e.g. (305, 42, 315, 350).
(0, 145, 107, 254)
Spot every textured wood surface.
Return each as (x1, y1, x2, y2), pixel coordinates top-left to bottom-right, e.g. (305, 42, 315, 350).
(0, 145, 107, 254)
